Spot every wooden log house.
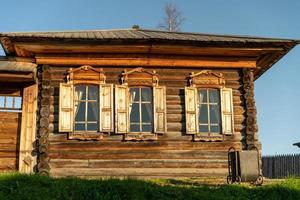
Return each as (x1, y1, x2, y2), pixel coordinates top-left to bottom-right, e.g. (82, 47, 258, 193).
(0, 28, 298, 178)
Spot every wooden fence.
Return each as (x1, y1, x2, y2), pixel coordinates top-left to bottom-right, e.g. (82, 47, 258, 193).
(262, 154, 300, 178)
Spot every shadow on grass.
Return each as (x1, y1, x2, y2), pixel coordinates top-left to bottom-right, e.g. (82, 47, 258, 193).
(0, 173, 300, 200)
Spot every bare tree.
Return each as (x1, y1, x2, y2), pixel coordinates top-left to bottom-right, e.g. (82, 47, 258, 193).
(158, 2, 184, 32)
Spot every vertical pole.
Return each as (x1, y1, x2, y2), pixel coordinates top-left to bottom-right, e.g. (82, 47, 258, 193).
(19, 83, 38, 173)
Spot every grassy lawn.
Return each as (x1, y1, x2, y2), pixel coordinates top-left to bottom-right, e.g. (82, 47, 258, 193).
(0, 173, 299, 200)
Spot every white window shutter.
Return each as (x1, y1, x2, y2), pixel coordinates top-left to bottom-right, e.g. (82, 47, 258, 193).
(153, 86, 167, 134)
(59, 83, 74, 132)
(100, 84, 114, 132)
(115, 85, 129, 133)
(221, 88, 234, 135)
(184, 87, 198, 134)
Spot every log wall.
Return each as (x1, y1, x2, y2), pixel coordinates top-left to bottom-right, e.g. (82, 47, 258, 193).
(47, 66, 245, 178)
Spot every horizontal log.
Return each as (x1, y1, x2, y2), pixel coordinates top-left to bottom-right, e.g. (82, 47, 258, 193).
(50, 167, 228, 177)
(167, 114, 185, 123)
(0, 130, 19, 136)
(36, 54, 256, 68)
(49, 140, 241, 151)
(50, 158, 228, 169)
(0, 138, 18, 144)
(0, 144, 19, 151)
(49, 149, 228, 160)
(167, 122, 185, 132)
(21, 43, 279, 57)
(0, 158, 17, 170)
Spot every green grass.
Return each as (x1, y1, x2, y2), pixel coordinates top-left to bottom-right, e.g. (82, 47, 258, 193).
(0, 173, 299, 200)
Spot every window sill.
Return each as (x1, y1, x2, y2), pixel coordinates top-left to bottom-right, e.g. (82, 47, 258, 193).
(124, 132, 157, 141)
(68, 132, 103, 141)
(193, 133, 223, 142)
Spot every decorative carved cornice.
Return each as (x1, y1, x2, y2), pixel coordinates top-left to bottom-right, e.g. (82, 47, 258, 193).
(67, 65, 106, 84)
(121, 67, 159, 86)
(189, 70, 225, 87)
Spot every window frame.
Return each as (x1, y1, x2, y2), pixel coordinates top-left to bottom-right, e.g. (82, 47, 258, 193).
(129, 86, 154, 134)
(73, 84, 100, 133)
(197, 87, 222, 136)
(115, 67, 167, 141)
(185, 70, 234, 142)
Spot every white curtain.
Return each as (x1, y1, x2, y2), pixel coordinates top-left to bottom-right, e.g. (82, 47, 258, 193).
(209, 90, 220, 124)
(129, 90, 137, 116)
(198, 90, 205, 116)
(142, 89, 152, 122)
(89, 87, 99, 121)
(74, 87, 84, 119)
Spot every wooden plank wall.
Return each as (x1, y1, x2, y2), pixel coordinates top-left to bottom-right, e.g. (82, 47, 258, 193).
(48, 67, 244, 178)
(0, 86, 22, 171)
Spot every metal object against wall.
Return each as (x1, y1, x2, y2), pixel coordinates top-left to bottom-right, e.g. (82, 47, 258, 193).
(227, 147, 263, 185)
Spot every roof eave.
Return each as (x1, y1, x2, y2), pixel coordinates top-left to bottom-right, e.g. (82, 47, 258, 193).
(254, 42, 298, 80)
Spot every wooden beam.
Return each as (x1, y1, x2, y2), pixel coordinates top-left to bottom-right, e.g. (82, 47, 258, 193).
(14, 43, 283, 57)
(0, 60, 37, 72)
(19, 84, 38, 173)
(36, 55, 256, 68)
(0, 73, 34, 83)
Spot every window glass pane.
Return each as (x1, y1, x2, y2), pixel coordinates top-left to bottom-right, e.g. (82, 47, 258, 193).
(75, 123, 85, 131)
(199, 104, 208, 123)
(209, 89, 220, 103)
(130, 88, 139, 102)
(141, 88, 152, 102)
(75, 101, 85, 121)
(210, 105, 221, 124)
(142, 124, 152, 132)
(199, 89, 207, 103)
(199, 125, 209, 133)
(142, 103, 152, 123)
(87, 102, 99, 121)
(6, 96, 13, 108)
(0, 96, 4, 107)
(88, 85, 98, 100)
(87, 123, 98, 131)
(130, 103, 140, 123)
(14, 97, 22, 109)
(210, 125, 221, 133)
(75, 85, 86, 100)
(130, 124, 140, 132)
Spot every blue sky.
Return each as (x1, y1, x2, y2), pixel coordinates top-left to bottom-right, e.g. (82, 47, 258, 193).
(0, 0, 299, 155)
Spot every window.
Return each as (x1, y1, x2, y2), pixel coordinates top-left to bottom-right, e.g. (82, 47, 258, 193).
(74, 85, 99, 132)
(0, 96, 22, 112)
(115, 67, 167, 140)
(185, 70, 234, 140)
(198, 89, 221, 134)
(59, 66, 114, 140)
(129, 87, 153, 132)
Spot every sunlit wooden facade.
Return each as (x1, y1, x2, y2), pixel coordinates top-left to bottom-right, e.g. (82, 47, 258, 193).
(0, 29, 297, 178)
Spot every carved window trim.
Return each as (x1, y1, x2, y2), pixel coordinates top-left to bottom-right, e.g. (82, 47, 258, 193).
(121, 67, 159, 87)
(68, 65, 106, 85)
(186, 70, 233, 142)
(59, 65, 113, 141)
(116, 67, 166, 141)
(189, 70, 225, 88)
